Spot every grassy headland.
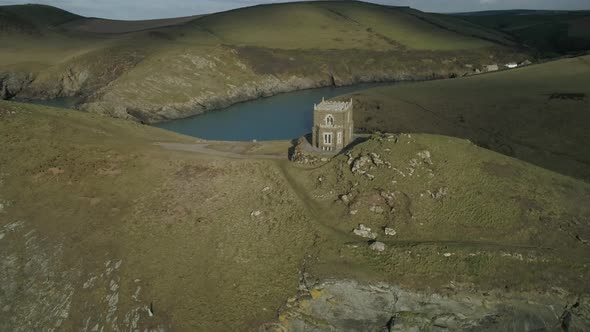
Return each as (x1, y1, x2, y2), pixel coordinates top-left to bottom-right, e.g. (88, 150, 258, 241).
(1, 99, 589, 330)
(2, 3, 590, 330)
(338, 55, 590, 181)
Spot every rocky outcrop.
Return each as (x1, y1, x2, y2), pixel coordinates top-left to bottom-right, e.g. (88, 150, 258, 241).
(349, 151, 391, 181)
(272, 280, 590, 332)
(369, 241, 386, 252)
(290, 136, 333, 165)
(352, 224, 377, 239)
(18, 67, 91, 100)
(0, 71, 34, 99)
(8, 45, 145, 102)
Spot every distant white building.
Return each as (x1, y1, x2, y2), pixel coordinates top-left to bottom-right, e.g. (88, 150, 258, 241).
(486, 64, 499, 72)
(519, 60, 532, 67)
(505, 62, 518, 69)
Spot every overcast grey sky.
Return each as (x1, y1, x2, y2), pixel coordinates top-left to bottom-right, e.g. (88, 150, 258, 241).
(1, 0, 589, 20)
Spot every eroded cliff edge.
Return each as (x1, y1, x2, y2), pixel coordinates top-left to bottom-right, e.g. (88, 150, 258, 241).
(1, 46, 528, 123)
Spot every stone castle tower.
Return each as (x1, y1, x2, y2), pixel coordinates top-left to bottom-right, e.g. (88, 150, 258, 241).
(312, 98, 354, 152)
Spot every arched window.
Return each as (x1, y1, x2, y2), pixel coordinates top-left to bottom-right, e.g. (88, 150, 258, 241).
(325, 115, 334, 126)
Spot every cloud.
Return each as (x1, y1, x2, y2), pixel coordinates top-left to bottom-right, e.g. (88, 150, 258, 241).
(0, 0, 589, 19)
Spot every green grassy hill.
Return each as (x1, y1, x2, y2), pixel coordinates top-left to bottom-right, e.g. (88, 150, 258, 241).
(189, 1, 514, 50)
(1, 100, 589, 330)
(338, 55, 590, 181)
(0, 1, 528, 122)
(455, 10, 590, 56)
(0, 4, 80, 33)
(297, 134, 590, 291)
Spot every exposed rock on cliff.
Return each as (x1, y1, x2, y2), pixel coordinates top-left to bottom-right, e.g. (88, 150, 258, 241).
(274, 280, 590, 331)
(3, 43, 527, 123)
(14, 46, 146, 101)
(0, 71, 33, 99)
(77, 47, 525, 123)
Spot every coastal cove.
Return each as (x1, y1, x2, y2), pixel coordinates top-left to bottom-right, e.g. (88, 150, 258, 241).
(3, 1, 590, 330)
(15, 96, 81, 109)
(15, 83, 391, 141)
(155, 82, 390, 141)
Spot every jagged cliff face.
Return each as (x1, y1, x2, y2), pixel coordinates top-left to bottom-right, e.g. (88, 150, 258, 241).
(0, 71, 33, 99)
(0, 1, 531, 122)
(2, 44, 147, 102)
(274, 280, 590, 331)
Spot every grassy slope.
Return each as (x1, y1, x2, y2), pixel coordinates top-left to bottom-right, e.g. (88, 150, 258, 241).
(60, 15, 203, 34)
(0, 4, 80, 30)
(456, 10, 590, 56)
(339, 55, 590, 181)
(1, 2, 527, 121)
(1, 100, 589, 330)
(0, 5, 114, 70)
(0, 101, 314, 331)
(190, 1, 508, 50)
(291, 134, 590, 291)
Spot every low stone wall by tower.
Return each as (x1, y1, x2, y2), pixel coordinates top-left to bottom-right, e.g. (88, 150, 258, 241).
(290, 136, 335, 165)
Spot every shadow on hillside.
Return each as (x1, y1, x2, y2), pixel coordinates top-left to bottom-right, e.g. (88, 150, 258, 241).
(347, 89, 590, 182)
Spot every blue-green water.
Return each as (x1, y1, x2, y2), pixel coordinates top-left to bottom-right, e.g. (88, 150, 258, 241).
(14, 83, 389, 141)
(154, 83, 388, 141)
(15, 96, 80, 109)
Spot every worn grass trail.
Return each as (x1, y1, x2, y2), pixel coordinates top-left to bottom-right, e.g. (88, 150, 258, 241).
(157, 142, 286, 160)
(277, 159, 558, 253)
(277, 160, 349, 240)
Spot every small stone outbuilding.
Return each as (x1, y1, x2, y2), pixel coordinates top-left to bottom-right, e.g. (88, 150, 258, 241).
(312, 98, 354, 152)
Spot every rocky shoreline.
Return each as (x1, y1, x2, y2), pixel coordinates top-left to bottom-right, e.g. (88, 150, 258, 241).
(0, 69, 463, 124)
(1, 47, 527, 124)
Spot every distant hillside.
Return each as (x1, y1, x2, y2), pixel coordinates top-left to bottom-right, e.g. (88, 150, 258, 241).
(187, 1, 516, 50)
(453, 9, 569, 16)
(60, 15, 203, 34)
(0, 1, 528, 122)
(455, 10, 590, 55)
(0, 4, 80, 33)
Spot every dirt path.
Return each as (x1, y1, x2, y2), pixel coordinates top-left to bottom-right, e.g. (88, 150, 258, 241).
(156, 142, 286, 160)
(277, 161, 352, 240)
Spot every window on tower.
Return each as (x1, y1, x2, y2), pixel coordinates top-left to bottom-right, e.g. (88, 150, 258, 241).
(323, 132, 332, 145)
(325, 115, 334, 126)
